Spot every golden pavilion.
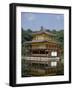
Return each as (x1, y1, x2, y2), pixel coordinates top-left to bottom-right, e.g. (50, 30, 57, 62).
(22, 27, 62, 76)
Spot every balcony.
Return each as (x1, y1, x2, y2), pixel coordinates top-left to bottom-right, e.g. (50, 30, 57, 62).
(31, 54, 47, 57)
(22, 56, 60, 62)
(32, 46, 47, 49)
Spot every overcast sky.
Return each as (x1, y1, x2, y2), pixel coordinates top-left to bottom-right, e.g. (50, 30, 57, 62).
(21, 12, 64, 31)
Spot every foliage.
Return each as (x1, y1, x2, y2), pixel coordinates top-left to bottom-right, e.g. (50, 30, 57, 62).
(50, 29, 64, 57)
(22, 28, 32, 44)
(51, 29, 64, 48)
(21, 28, 32, 55)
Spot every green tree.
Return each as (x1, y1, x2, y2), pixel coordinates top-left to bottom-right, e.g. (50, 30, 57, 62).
(21, 28, 32, 55)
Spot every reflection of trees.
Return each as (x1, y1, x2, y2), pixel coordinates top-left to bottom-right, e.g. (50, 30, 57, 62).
(56, 62, 64, 75)
(21, 59, 31, 77)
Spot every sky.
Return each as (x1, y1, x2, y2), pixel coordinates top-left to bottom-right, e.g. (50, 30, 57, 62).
(21, 12, 64, 31)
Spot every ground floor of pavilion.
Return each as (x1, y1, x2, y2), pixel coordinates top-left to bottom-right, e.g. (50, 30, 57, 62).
(22, 56, 64, 77)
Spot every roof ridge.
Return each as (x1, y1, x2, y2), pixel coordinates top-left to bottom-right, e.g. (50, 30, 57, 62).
(32, 30, 56, 36)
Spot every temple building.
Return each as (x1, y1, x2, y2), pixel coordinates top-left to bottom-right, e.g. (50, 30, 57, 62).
(22, 27, 62, 76)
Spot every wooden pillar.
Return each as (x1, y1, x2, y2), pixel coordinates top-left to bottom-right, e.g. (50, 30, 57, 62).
(30, 49, 32, 56)
(48, 49, 51, 57)
(39, 49, 40, 54)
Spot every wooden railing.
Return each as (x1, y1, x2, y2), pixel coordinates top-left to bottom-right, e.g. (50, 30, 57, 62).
(22, 56, 60, 61)
(31, 54, 47, 56)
